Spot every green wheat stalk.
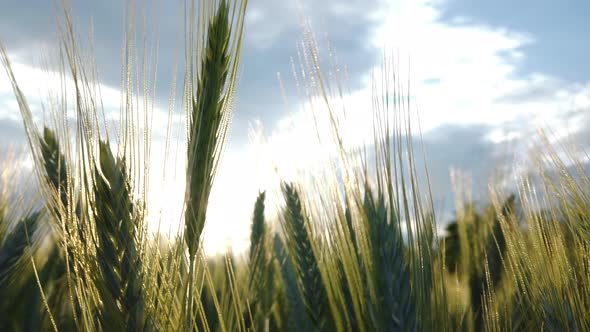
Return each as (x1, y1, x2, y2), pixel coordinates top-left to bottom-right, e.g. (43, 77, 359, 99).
(246, 191, 266, 326)
(273, 233, 312, 332)
(183, 0, 247, 327)
(280, 182, 328, 329)
(249, 191, 266, 262)
(363, 186, 416, 331)
(184, 0, 231, 259)
(92, 140, 148, 331)
(39, 127, 69, 217)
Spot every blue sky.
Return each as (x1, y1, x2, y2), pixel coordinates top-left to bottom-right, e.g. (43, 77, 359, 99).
(1, 0, 589, 253)
(439, 0, 590, 83)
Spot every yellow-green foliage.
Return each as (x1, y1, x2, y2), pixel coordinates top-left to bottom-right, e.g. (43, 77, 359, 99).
(1, 1, 590, 331)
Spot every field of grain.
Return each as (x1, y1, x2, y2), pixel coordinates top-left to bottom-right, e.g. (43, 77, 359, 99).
(1, 1, 589, 331)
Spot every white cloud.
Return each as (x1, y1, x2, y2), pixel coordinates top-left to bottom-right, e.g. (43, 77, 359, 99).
(368, 0, 590, 136)
(263, 0, 590, 160)
(0, 56, 125, 123)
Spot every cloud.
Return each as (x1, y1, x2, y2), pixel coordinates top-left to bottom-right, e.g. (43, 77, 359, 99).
(253, 0, 590, 221)
(436, 0, 590, 83)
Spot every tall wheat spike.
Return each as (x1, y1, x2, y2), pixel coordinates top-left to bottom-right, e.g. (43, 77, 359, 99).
(92, 140, 148, 331)
(183, 0, 247, 327)
(37, 125, 90, 330)
(246, 191, 278, 330)
(280, 182, 328, 328)
(273, 233, 312, 332)
(249, 191, 266, 262)
(185, 0, 231, 258)
(38, 125, 86, 270)
(363, 186, 416, 331)
(39, 127, 69, 216)
(246, 191, 265, 322)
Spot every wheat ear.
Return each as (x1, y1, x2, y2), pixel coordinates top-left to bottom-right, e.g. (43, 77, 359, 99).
(185, 0, 231, 259)
(363, 187, 416, 331)
(273, 233, 312, 332)
(183, 0, 247, 327)
(281, 182, 328, 328)
(93, 140, 148, 331)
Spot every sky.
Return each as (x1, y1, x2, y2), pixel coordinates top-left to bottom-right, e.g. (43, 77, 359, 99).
(1, 0, 589, 254)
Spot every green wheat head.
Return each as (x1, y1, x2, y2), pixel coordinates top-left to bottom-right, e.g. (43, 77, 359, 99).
(363, 186, 416, 331)
(39, 127, 69, 217)
(249, 191, 266, 262)
(92, 140, 148, 331)
(273, 233, 312, 332)
(182, 1, 247, 328)
(280, 182, 328, 328)
(185, 0, 232, 259)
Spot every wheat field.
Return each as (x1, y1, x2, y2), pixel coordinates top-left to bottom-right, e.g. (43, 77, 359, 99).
(1, 1, 589, 331)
